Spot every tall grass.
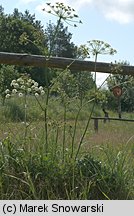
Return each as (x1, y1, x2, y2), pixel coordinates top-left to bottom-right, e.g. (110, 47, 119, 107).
(0, 1, 133, 200)
(0, 96, 133, 199)
(0, 137, 133, 199)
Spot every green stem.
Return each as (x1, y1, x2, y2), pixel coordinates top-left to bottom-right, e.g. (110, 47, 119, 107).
(75, 101, 96, 160)
(62, 103, 67, 162)
(71, 107, 81, 158)
(43, 17, 62, 155)
(54, 126, 59, 159)
(24, 92, 27, 143)
(44, 87, 50, 155)
(34, 95, 45, 112)
(94, 53, 98, 91)
(74, 55, 98, 160)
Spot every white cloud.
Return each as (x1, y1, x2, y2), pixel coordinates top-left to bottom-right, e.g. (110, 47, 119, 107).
(36, 0, 134, 24)
(95, 0, 134, 24)
(18, 0, 37, 5)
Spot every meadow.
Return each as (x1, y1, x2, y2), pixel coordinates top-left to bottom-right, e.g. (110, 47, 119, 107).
(0, 96, 133, 200)
(0, 1, 134, 201)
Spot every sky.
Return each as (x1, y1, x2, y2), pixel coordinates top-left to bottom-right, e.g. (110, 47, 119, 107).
(1, 0, 134, 85)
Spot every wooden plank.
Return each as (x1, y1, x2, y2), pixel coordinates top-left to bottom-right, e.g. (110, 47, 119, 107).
(94, 118, 99, 133)
(0, 52, 134, 75)
(91, 117, 134, 122)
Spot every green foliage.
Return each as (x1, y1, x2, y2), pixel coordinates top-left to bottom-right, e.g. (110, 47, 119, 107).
(0, 7, 48, 86)
(3, 100, 25, 121)
(0, 8, 45, 54)
(0, 139, 132, 199)
(107, 62, 134, 112)
(87, 89, 108, 106)
(0, 2, 133, 200)
(73, 71, 95, 104)
(45, 21, 77, 58)
(51, 69, 78, 100)
(0, 65, 19, 104)
(51, 69, 95, 106)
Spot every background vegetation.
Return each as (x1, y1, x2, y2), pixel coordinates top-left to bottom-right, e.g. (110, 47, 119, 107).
(0, 3, 134, 200)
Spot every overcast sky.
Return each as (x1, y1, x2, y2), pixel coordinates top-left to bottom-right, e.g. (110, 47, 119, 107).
(1, 0, 134, 85)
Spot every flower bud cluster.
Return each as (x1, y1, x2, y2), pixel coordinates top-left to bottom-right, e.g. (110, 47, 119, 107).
(5, 75, 45, 99)
(42, 2, 82, 27)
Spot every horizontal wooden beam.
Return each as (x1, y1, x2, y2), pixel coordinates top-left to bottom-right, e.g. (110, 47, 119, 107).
(0, 52, 134, 75)
(91, 117, 134, 122)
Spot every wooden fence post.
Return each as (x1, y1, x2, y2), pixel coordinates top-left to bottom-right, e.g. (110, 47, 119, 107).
(94, 118, 98, 133)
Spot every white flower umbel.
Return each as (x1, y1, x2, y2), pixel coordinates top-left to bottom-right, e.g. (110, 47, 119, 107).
(34, 86, 39, 92)
(14, 83, 19, 89)
(20, 85, 25, 90)
(10, 80, 16, 86)
(27, 88, 31, 93)
(34, 82, 39, 87)
(5, 74, 46, 146)
(6, 74, 45, 99)
(39, 86, 44, 91)
(35, 93, 39, 97)
(18, 92, 23, 97)
(5, 94, 10, 99)
(17, 78, 24, 85)
(40, 90, 45, 95)
(5, 89, 10, 94)
(12, 89, 17, 94)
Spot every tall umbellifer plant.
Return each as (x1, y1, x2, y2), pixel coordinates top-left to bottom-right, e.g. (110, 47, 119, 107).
(42, 2, 82, 156)
(42, 2, 82, 56)
(87, 40, 117, 91)
(5, 74, 45, 144)
(18, 2, 82, 156)
(74, 41, 117, 160)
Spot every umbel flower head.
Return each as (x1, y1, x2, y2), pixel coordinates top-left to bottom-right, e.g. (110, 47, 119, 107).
(5, 74, 45, 98)
(42, 2, 82, 27)
(87, 40, 117, 56)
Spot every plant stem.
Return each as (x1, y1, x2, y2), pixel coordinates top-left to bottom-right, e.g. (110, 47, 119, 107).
(62, 103, 67, 162)
(75, 101, 96, 160)
(44, 87, 50, 155)
(54, 125, 59, 159)
(94, 53, 98, 92)
(74, 53, 98, 160)
(24, 92, 27, 143)
(71, 107, 81, 158)
(43, 17, 62, 155)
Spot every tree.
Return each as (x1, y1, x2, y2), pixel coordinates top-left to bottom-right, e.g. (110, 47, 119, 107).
(0, 65, 19, 105)
(0, 7, 48, 86)
(45, 21, 77, 58)
(0, 7, 46, 54)
(0, 17, 44, 54)
(0, 5, 4, 16)
(107, 62, 134, 112)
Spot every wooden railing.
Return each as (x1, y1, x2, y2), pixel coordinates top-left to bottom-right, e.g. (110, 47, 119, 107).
(0, 51, 134, 130)
(0, 52, 134, 75)
(91, 117, 134, 132)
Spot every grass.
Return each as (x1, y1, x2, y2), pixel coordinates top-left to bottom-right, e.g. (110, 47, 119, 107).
(0, 96, 134, 199)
